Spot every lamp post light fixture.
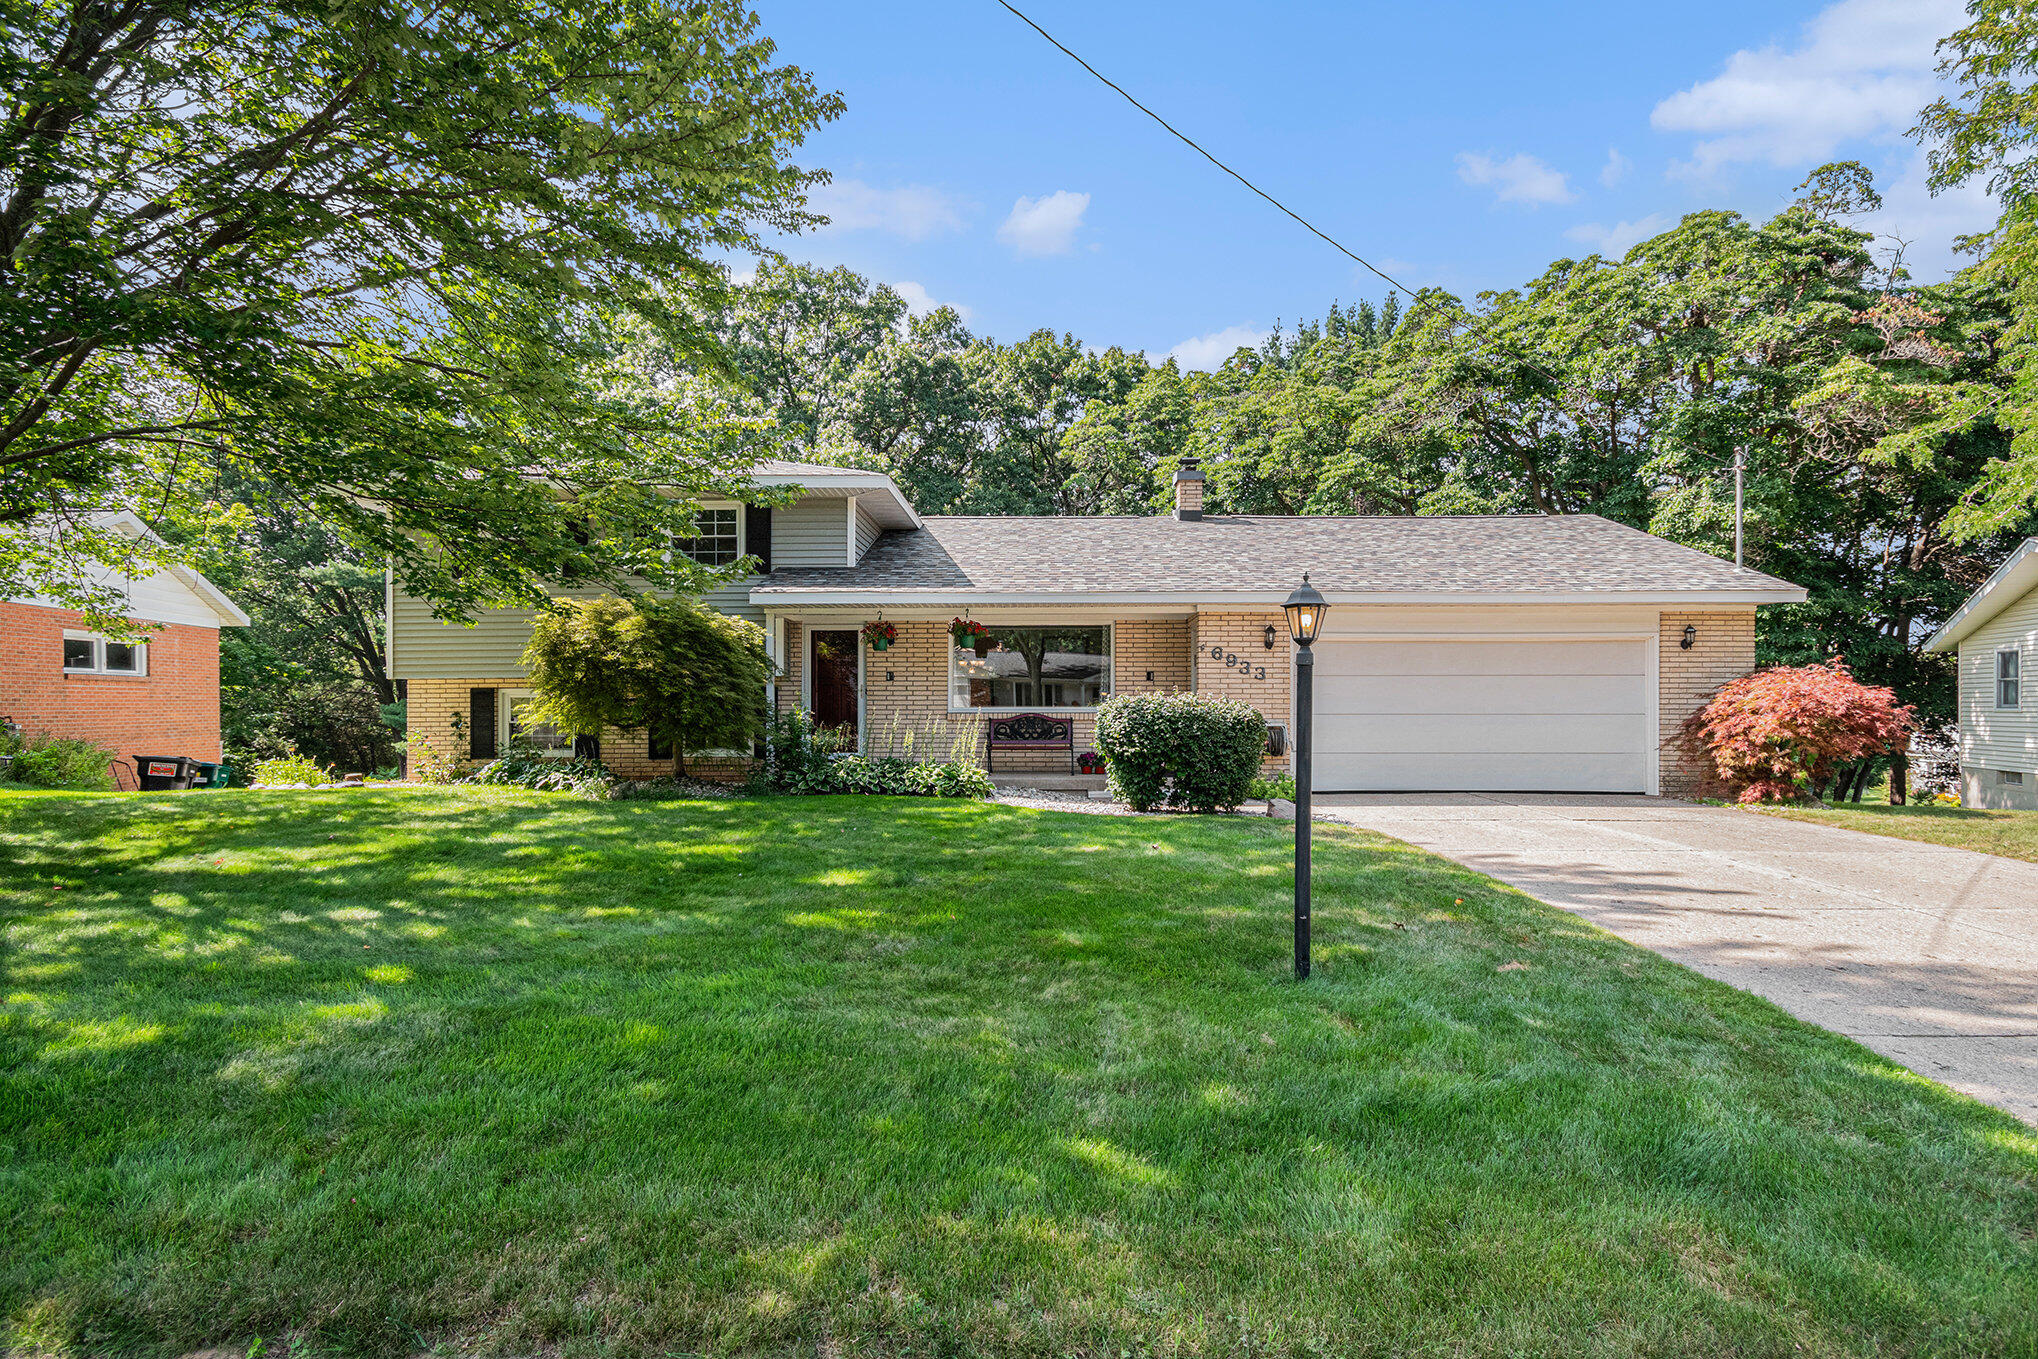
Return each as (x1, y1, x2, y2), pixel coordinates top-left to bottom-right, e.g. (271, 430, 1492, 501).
(1282, 573, 1328, 980)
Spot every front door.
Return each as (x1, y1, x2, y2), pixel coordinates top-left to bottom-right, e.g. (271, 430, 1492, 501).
(810, 630, 860, 740)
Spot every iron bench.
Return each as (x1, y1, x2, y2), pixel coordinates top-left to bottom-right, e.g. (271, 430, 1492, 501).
(987, 712, 1076, 775)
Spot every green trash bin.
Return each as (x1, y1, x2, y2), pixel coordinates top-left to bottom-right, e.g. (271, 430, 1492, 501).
(188, 761, 231, 789)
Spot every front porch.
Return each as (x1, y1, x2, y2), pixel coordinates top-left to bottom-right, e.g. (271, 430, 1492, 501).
(770, 612, 1293, 776)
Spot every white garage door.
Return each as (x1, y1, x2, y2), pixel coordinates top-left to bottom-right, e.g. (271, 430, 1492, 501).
(1310, 638, 1652, 792)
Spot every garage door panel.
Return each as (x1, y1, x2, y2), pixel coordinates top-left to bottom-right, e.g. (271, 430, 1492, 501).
(1316, 673, 1644, 715)
(1310, 637, 1651, 793)
(1312, 639, 1645, 677)
(1316, 713, 1650, 756)
(1315, 750, 1647, 793)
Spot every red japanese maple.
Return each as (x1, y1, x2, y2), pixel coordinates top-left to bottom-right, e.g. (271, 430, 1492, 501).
(1679, 659, 1915, 804)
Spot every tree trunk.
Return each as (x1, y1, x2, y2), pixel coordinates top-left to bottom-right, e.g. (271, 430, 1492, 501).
(1888, 752, 1908, 805)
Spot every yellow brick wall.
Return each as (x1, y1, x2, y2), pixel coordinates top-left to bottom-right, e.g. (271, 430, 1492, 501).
(775, 620, 804, 714)
(405, 676, 751, 783)
(1659, 608, 1758, 797)
(1191, 611, 1292, 772)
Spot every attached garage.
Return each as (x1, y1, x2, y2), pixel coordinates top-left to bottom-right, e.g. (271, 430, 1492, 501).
(1310, 634, 1655, 793)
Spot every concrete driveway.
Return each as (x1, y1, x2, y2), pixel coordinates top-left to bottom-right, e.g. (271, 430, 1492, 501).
(1313, 793, 2038, 1125)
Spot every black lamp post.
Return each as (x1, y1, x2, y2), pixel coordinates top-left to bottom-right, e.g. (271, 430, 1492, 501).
(1282, 573, 1328, 979)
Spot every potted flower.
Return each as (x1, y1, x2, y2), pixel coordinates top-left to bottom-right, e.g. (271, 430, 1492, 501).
(950, 617, 991, 658)
(1077, 750, 1103, 774)
(862, 619, 897, 652)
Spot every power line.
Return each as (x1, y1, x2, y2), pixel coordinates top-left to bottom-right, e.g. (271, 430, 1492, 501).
(990, 0, 1565, 386)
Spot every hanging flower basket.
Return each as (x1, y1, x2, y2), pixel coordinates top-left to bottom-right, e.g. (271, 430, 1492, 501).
(862, 619, 897, 652)
(950, 617, 990, 656)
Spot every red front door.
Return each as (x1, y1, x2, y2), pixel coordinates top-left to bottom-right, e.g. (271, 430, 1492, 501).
(811, 630, 859, 739)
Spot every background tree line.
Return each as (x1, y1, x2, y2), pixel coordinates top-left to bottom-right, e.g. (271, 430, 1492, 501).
(685, 169, 2032, 750)
(16, 0, 2038, 784)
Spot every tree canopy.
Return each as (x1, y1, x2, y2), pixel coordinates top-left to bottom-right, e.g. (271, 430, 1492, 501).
(521, 594, 771, 776)
(1, 0, 840, 620)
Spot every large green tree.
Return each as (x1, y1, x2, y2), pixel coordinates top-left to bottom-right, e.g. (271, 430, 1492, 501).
(1, 0, 839, 621)
(1916, 0, 2038, 536)
(522, 593, 770, 776)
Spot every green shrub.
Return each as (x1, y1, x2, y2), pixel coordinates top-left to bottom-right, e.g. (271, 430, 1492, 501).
(405, 736, 463, 785)
(1095, 692, 1266, 812)
(6, 736, 116, 791)
(468, 743, 617, 800)
(253, 752, 332, 786)
(1249, 773, 1297, 802)
(752, 709, 990, 799)
(829, 754, 993, 799)
(753, 708, 853, 794)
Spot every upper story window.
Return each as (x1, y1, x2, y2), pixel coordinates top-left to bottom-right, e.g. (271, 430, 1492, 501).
(2000, 650, 2022, 708)
(674, 507, 740, 566)
(63, 631, 146, 677)
(949, 625, 1112, 710)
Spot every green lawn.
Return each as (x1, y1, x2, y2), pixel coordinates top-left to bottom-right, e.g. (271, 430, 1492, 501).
(1747, 796, 2038, 863)
(4, 789, 2035, 1359)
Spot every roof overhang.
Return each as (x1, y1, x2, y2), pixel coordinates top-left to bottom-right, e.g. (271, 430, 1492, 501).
(95, 511, 252, 626)
(1925, 537, 2038, 653)
(751, 587, 1807, 609)
(746, 468, 921, 530)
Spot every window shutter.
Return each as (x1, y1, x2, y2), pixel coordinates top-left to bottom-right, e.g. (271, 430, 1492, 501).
(745, 505, 772, 572)
(648, 727, 673, 762)
(469, 688, 497, 758)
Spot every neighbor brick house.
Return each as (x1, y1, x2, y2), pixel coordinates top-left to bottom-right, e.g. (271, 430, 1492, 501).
(391, 459, 1803, 794)
(4, 512, 249, 788)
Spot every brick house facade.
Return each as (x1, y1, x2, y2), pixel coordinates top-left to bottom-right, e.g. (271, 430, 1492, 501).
(4, 514, 247, 788)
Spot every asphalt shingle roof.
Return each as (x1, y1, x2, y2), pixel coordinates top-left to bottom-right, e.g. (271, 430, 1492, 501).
(755, 514, 1801, 596)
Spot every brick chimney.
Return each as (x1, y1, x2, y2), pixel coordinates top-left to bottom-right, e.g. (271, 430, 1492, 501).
(1172, 456, 1205, 521)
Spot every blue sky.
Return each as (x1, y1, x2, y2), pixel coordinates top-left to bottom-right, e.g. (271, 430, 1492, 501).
(750, 0, 1995, 367)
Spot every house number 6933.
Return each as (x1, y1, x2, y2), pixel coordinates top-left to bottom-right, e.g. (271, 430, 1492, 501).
(1209, 645, 1267, 681)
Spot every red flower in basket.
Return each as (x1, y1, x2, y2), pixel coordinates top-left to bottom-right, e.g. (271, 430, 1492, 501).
(862, 619, 897, 651)
(950, 617, 992, 657)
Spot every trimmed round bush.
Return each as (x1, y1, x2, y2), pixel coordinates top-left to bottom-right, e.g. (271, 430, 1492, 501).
(1094, 692, 1267, 812)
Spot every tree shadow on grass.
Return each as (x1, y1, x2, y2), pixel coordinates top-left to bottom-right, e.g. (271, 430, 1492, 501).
(3, 790, 2035, 1358)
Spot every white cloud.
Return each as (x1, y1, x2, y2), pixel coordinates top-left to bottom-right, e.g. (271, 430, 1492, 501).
(1166, 324, 1270, 372)
(1856, 149, 2001, 280)
(1600, 148, 1630, 187)
(808, 179, 968, 240)
(997, 190, 1090, 257)
(1651, 0, 1963, 178)
(1564, 213, 1672, 256)
(1454, 152, 1575, 206)
(890, 280, 973, 322)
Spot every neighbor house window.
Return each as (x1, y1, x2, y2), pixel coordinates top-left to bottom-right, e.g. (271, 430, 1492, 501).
(673, 507, 740, 566)
(949, 625, 1111, 710)
(61, 631, 145, 676)
(503, 692, 574, 758)
(2001, 770, 2025, 786)
(1999, 650, 2022, 708)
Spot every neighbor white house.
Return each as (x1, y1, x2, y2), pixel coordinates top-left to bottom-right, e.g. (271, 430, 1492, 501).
(1926, 537, 2038, 810)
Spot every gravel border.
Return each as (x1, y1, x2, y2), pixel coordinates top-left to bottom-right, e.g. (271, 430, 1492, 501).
(990, 787, 1138, 815)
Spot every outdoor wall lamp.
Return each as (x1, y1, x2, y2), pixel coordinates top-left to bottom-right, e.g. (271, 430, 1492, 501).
(1263, 624, 1278, 649)
(1282, 573, 1329, 980)
(1681, 624, 1697, 650)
